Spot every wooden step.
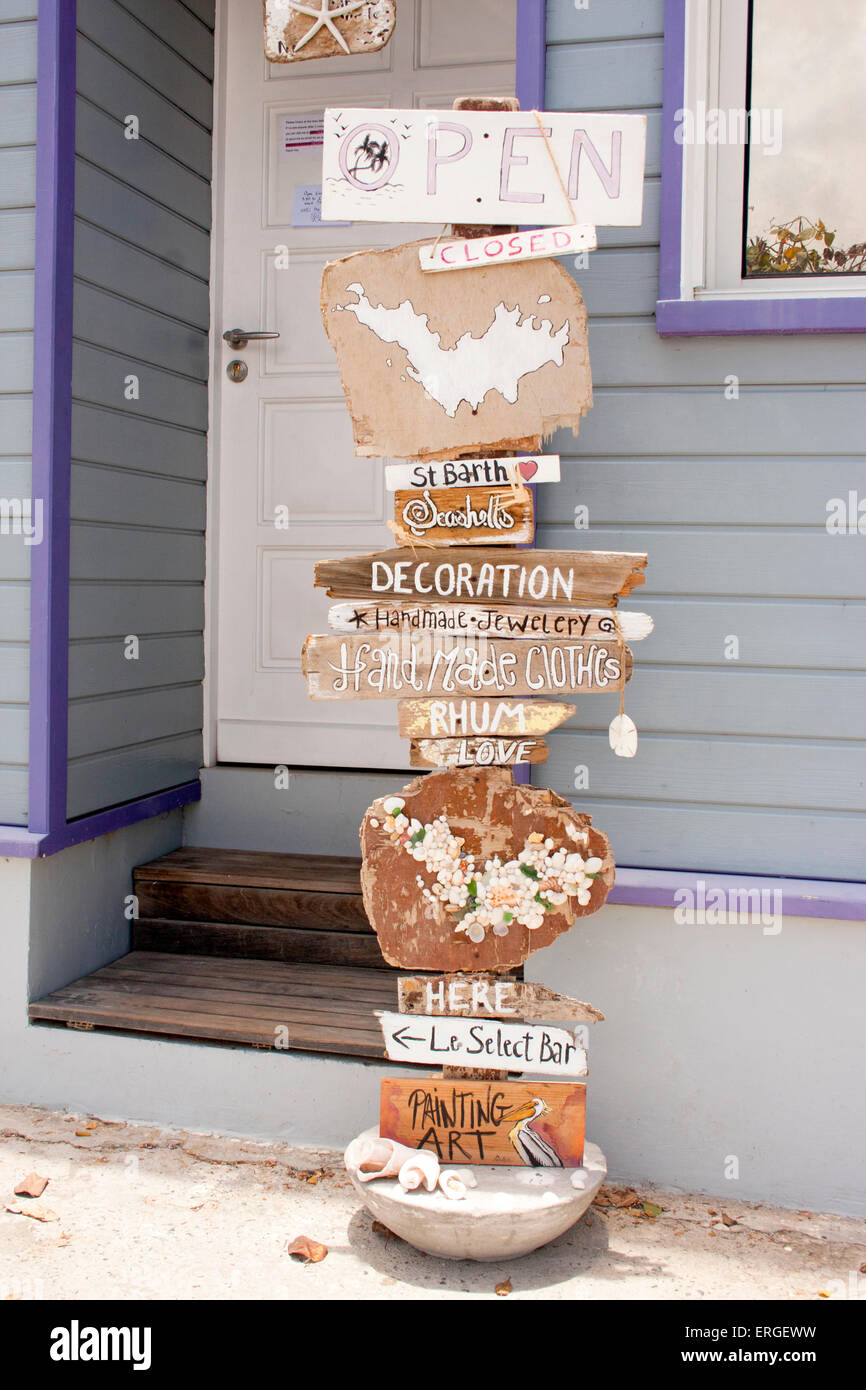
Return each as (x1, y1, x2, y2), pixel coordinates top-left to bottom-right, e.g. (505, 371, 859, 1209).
(29, 951, 396, 1061)
(133, 917, 392, 970)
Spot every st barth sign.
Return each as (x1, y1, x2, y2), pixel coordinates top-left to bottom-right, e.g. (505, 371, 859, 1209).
(321, 108, 647, 226)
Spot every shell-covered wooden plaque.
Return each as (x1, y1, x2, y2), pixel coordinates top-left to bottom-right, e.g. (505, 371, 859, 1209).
(359, 767, 614, 971)
(264, 1, 396, 63)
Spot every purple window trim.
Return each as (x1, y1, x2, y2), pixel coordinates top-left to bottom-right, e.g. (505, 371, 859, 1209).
(657, 0, 866, 336)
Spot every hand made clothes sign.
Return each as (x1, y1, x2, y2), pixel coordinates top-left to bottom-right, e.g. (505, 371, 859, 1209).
(299, 99, 650, 1183)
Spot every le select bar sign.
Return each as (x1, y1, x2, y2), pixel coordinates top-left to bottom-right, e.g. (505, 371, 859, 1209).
(321, 108, 647, 227)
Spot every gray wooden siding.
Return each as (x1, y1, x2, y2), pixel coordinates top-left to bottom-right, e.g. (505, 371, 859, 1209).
(543, 0, 866, 878)
(69, 0, 214, 820)
(0, 7, 37, 825)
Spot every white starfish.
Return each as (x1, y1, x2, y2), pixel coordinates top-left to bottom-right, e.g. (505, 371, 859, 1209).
(286, 0, 367, 55)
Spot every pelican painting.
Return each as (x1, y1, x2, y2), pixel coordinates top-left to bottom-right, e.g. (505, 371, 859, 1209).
(502, 1097, 564, 1168)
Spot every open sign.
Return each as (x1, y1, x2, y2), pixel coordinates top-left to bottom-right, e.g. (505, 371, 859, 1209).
(322, 107, 647, 226)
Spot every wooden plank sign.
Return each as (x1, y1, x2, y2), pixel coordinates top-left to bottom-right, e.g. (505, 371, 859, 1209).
(409, 737, 548, 769)
(379, 1077, 586, 1166)
(329, 600, 652, 641)
(376, 1011, 587, 1077)
(315, 548, 647, 604)
(360, 767, 614, 972)
(264, 1, 396, 62)
(301, 632, 630, 700)
(392, 484, 533, 546)
(398, 974, 605, 1024)
(398, 698, 576, 739)
(322, 108, 646, 227)
(320, 242, 592, 461)
(419, 223, 597, 273)
(385, 455, 560, 491)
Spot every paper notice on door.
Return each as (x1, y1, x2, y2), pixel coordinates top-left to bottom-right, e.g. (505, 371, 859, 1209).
(291, 185, 350, 228)
(282, 113, 324, 154)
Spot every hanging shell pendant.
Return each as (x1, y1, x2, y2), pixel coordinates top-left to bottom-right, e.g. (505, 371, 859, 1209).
(609, 713, 638, 758)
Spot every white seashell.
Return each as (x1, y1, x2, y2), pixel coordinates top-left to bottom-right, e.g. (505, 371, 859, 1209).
(438, 1169, 478, 1200)
(397, 1150, 440, 1192)
(344, 1135, 417, 1182)
(609, 712, 638, 757)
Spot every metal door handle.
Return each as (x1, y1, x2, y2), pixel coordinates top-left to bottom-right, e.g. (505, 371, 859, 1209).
(222, 328, 280, 349)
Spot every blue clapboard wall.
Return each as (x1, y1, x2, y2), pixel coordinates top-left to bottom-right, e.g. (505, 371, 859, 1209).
(0, 3, 38, 825)
(541, 0, 866, 878)
(68, 0, 214, 819)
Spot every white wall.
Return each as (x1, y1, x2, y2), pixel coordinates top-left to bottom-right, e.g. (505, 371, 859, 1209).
(1, 813, 863, 1216)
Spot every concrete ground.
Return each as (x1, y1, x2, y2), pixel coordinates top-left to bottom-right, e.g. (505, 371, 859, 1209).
(0, 1104, 863, 1302)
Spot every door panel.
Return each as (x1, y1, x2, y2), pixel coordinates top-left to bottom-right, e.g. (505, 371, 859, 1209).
(215, 0, 516, 767)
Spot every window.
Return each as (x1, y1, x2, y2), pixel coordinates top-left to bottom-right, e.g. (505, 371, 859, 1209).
(657, 0, 866, 333)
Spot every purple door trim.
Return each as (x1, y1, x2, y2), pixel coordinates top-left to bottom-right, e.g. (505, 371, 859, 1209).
(28, 0, 75, 836)
(657, 0, 866, 335)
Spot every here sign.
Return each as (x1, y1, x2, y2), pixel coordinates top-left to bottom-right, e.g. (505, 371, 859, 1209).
(321, 108, 647, 226)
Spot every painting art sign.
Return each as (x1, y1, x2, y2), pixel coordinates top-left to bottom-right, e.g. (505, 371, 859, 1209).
(320, 241, 592, 460)
(380, 1078, 586, 1167)
(321, 108, 646, 226)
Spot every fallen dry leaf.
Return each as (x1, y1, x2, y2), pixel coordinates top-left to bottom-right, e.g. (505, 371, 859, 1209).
(286, 1235, 327, 1263)
(372, 1220, 398, 1241)
(860, 1263, 866, 1275)
(14, 1173, 48, 1198)
(721, 1211, 737, 1227)
(495, 1278, 512, 1297)
(817, 1290, 831, 1298)
(707, 1207, 718, 1216)
(74, 1131, 92, 1138)
(584, 1214, 593, 1227)
(642, 1202, 663, 1219)
(5, 1199, 58, 1223)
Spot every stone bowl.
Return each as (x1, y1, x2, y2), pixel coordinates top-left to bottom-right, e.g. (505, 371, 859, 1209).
(345, 1126, 606, 1261)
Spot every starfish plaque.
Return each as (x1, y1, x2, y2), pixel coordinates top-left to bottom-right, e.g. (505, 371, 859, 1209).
(264, 0, 396, 63)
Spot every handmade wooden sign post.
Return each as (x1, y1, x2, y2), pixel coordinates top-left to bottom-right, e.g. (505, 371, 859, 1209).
(306, 90, 650, 1235)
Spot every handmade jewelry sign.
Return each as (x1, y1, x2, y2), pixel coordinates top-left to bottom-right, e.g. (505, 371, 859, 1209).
(321, 108, 647, 226)
(320, 242, 592, 460)
(384, 455, 561, 490)
(379, 1078, 586, 1167)
(264, 1, 396, 62)
(419, 224, 597, 273)
(376, 1012, 588, 1077)
(329, 601, 652, 641)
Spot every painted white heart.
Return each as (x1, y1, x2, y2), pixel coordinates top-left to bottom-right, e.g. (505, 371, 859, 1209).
(609, 713, 638, 758)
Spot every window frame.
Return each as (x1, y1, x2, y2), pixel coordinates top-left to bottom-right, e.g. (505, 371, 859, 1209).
(657, 0, 866, 335)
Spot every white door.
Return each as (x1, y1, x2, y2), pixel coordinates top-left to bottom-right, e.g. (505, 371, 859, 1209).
(212, 0, 516, 768)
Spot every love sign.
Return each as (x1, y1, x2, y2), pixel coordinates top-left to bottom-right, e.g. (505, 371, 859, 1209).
(322, 109, 647, 227)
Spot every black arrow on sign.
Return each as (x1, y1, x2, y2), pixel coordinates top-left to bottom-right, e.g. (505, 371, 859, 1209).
(391, 1025, 425, 1049)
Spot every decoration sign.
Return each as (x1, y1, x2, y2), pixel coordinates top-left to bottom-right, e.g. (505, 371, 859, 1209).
(376, 1011, 588, 1077)
(379, 1078, 586, 1167)
(384, 455, 560, 491)
(315, 548, 647, 603)
(392, 485, 534, 546)
(419, 223, 597, 273)
(320, 242, 592, 460)
(322, 108, 647, 226)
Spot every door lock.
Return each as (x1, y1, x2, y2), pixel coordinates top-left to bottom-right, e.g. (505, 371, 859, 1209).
(226, 359, 248, 383)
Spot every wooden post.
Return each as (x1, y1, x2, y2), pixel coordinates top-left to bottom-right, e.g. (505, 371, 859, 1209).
(450, 96, 520, 241)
